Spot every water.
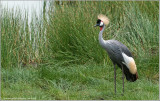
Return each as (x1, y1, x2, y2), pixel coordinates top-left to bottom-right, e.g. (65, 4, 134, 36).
(1, 1, 51, 50)
(1, 1, 46, 25)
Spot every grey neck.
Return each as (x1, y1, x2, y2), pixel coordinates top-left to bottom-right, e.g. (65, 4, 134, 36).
(99, 25, 106, 48)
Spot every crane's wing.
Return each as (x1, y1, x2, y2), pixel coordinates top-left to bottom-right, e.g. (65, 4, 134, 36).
(105, 40, 133, 65)
(110, 40, 132, 57)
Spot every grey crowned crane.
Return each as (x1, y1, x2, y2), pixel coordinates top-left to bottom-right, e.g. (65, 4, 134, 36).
(94, 14, 138, 94)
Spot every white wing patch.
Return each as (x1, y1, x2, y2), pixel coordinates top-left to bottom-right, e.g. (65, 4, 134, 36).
(122, 52, 137, 74)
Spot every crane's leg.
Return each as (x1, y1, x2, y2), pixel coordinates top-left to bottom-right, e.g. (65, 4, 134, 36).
(114, 63, 116, 94)
(122, 65, 124, 94)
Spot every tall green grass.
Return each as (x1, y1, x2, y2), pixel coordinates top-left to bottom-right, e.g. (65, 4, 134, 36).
(1, 8, 47, 68)
(1, 1, 158, 68)
(47, 1, 158, 65)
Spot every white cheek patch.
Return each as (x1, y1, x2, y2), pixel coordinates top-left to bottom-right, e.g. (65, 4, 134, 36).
(122, 52, 137, 74)
(100, 21, 104, 26)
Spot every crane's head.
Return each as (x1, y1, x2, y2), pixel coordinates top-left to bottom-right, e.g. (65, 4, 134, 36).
(94, 19, 104, 27)
(94, 14, 110, 31)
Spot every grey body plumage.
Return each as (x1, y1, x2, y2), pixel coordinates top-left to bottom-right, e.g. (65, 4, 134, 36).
(99, 26, 132, 65)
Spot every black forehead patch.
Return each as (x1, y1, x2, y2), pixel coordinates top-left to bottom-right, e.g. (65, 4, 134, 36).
(97, 19, 101, 23)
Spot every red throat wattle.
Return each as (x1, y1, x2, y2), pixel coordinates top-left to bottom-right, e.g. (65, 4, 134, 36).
(100, 27, 103, 31)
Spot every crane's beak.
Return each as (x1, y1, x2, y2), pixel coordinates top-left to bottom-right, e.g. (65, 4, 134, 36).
(94, 24, 99, 27)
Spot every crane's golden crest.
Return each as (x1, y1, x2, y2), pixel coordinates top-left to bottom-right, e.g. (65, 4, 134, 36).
(98, 14, 110, 25)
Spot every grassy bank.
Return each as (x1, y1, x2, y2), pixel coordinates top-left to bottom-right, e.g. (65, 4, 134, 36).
(1, 56, 159, 100)
(1, 1, 159, 100)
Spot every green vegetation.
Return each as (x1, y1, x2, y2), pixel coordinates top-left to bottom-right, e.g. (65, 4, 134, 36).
(1, 1, 159, 100)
